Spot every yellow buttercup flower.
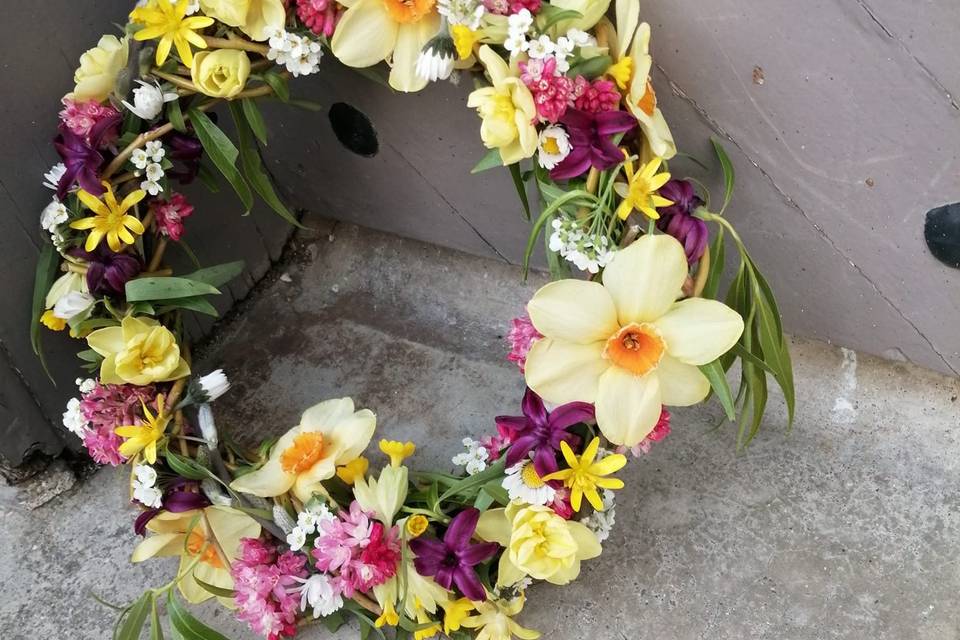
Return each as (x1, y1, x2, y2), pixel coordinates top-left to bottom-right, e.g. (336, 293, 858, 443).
(461, 594, 540, 640)
(230, 398, 376, 502)
(191, 49, 251, 98)
(413, 599, 442, 640)
(115, 395, 170, 464)
(336, 456, 369, 485)
(70, 182, 146, 252)
(606, 56, 632, 90)
(379, 439, 415, 467)
(442, 598, 475, 635)
(615, 155, 673, 220)
(406, 514, 429, 537)
(451, 25, 480, 60)
(542, 438, 626, 512)
(375, 600, 399, 628)
(524, 234, 744, 446)
(40, 310, 66, 331)
(87, 316, 191, 386)
(131, 0, 214, 68)
(467, 46, 538, 166)
(71, 35, 129, 101)
(199, 0, 285, 41)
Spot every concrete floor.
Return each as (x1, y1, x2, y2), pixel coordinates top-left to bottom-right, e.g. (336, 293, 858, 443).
(2, 215, 959, 639)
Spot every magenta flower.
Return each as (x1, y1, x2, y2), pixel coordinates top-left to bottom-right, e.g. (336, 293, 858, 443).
(483, 0, 540, 15)
(550, 108, 636, 180)
(656, 180, 708, 263)
(151, 192, 195, 240)
(496, 388, 594, 476)
(53, 114, 120, 199)
(59, 98, 120, 147)
(233, 538, 307, 640)
(520, 57, 573, 124)
(572, 77, 621, 114)
(296, 0, 342, 37)
(409, 508, 498, 601)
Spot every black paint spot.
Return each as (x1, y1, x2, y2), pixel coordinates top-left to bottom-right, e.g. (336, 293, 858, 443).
(328, 102, 378, 157)
(925, 203, 960, 269)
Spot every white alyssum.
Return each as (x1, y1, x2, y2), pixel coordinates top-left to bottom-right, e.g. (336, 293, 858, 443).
(62, 398, 88, 437)
(132, 463, 163, 509)
(502, 460, 556, 506)
(76, 377, 97, 394)
(526, 34, 555, 59)
(122, 80, 178, 120)
(141, 162, 165, 196)
(53, 291, 95, 321)
(437, 0, 484, 28)
(145, 140, 165, 163)
(267, 29, 323, 78)
(41, 199, 69, 232)
(43, 163, 67, 191)
(536, 125, 571, 170)
(286, 527, 308, 551)
(294, 573, 344, 618)
(548, 217, 616, 274)
(504, 9, 533, 54)
(197, 369, 231, 402)
(452, 437, 489, 475)
(581, 489, 616, 542)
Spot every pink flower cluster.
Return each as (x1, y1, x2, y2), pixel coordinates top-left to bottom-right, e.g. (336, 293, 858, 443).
(232, 538, 309, 640)
(483, 0, 540, 15)
(79, 383, 157, 465)
(312, 501, 400, 597)
(520, 58, 574, 124)
(549, 486, 574, 519)
(59, 98, 120, 147)
(150, 192, 195, 241)
(506, 312, 543, 373)
(296, 0, 342, 37)
(572, 77, 621, 114)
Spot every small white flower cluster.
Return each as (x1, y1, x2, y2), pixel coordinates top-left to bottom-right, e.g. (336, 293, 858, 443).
(132, 140, 166, 196)
(581, 489, 616, 542)
(502, 460, 556, 506)
(437, 0, 485, 29)
(293, 572, 344, 618)
(267, 29, 323, 78)
(122, 79, 178, 121)
(505, 12, 594, 73)
(61, 378, 96, 438)
(133, 464, 163, 509)
(451, 437, 489, 475)
(40, 163, 69, 245)
(548, 217, 617, 274)
(285, 502, 336, 552)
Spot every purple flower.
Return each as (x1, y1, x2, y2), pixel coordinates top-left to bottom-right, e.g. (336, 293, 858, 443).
(53, 114, 121, 200)
(408, 508, 498, 601)
(165, 131, 204, 184)
(133, 481, 211, 535)
(550, 108, 636, 180)
(74, 245, 142, 297)
(497, 388, 594, 476)
(656, 180, 709, 263)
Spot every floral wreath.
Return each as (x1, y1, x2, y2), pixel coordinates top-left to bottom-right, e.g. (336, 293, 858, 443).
(33, 0, 795, 638)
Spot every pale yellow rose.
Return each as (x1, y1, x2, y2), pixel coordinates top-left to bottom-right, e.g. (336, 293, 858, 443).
(199, 0, 286, 41)
(72, 35, 129, 102)
(86, 316, 191, 386)
(191, 49, 251, 98)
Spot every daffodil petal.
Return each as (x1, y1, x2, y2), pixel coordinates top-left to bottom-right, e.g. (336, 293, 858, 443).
(602, 233, 687, 324)
(654, 298, 744, 366)
(291, 455, 338, 503)
(87, 326, 125, 356)
(131, 533, 184, 562)
(333, 409, 377, 463)
(204, 505, 262, 563)
(527, 280, 619, 344)
(229, 429, 299, 498)
(595, 366, 662, 446)
(331, 0, 399, 68)
(300, 397, 357, 433)
(657, 354, 711, 406)
(475, 508, 512, 546)
(389, 16, 439, 93)
(524, 338, 609, 405)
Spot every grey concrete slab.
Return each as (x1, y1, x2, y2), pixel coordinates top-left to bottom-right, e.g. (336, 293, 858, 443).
(2, 218, 957, 639)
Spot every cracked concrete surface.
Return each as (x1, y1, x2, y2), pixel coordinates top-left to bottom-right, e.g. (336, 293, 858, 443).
(3, 218, 959, 639)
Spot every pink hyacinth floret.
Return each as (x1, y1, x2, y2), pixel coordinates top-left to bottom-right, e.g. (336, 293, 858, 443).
(520, 58, 573, 124)
(82, 427, 125, 466)
(572, 76, 621, 114)
(506, 312, 543, 372)
(483, 0, 540, 15)
(59, 98, 120, 147)
(549, 486, 574, 519)
(232, 538, 309, 640)
(296, 0, 342, 37)
(617, 409, 672, 457)
(479, 434, 509, 462)
(79, 382, 157, 466)
(312, 501, 400, 597)
(151, 192, 195, 241)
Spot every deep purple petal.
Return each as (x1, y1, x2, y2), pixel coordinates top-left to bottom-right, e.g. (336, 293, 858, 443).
(532, 445, 559, 477)
(444, 508, 480, 550)
(547, 402, 595, 431)
(434, 564, 456, 590)
(163, 490, 210, 512)
(505, 434, 538, 467)
(134, 508, 161, 536)
(89, 112, 122, 148)
(409, 537, 447, 562)
(458, 541, 499, 567)
(495, 415, 529, 440)
(521, 388, 548, 425)
(595, 111, 637, 136)
(453, 565, 487, 601)
(559, 108, 593, 132)
(551, 148, 592, 180)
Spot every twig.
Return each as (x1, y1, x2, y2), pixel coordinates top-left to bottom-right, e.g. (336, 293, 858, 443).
(202, 35, 269, 55)
(152, 69, 200, 93)
(147, 237, 169, 273)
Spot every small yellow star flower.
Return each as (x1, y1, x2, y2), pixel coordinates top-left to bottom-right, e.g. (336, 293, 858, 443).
(413, 599, 442, 640)
(115, 395, 171, 464)
(40, 310, 67, 331)
(130, 0, 214, 68)
(406, 514, 429, 538)
(335, 456, 369, 485)
(542, 437, 626, 512)
(442, 598, 475, 635)
(606, 56, 633, 90)
(70, 182, 146, 252)
(614, 155, 673, 221)
(379, 439, 415, 467)
(374, 600, 399, 628)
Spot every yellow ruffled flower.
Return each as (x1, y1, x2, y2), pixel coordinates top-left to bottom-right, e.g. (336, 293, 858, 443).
(442, 598, 475, 635)
(199, 0, 287, 42)
(191, 49, 251, 98)
(87, 316, 191, 386)
(406, 514, 429, 537)
(467, 46, 538, 166)
(336, 455, 369, 485)
(414, 599, 442, 640)
(379, 439, 415, 467)
(606, 56, 632, 90)
(70, 182, 146, 252)
(375, 601, 400, 628)
(451, 25, 481, 60)
(542, 438, 626, 512)
(131, 0, 214, 68)
(71, 35, 129, 102)
(461, 594, 540, 640)
(115, 395, 170, 464)
(476, 502, 601, 586)
(615, 155, 673, 220)
(523, 235, 744, 446)
(230, 398, 376, 502)
(40, 310, 66, 331)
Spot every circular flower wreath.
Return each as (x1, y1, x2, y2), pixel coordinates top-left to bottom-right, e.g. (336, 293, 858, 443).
(35, 0, 796, 638)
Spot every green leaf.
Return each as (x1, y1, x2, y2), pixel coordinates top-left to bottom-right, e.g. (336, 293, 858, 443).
(193, 575, 237, 599)
(474, 488, 495, 511)
(182, 261, 245, 287)
(698, 359, 736, 422)
(241, 99, 268, 145)
(261, 71, 290, 102)
(748, 261, 795, 428)
(508, 163, 531, 220)
(701, 228, 725, 300)
(711, 138, 735, 214)
(150, 596, 164, 640)
(188, 107, 253, 213)
(439, 459, 506, 503)
(167, 99, 187, 133)
(167, 591, 231, 640)
(523, 190, 599, 278)
(537, 7, 583, 32)
(568, 55, 613, 80)
(196, 163, 220, 193)
(117, 593, 152, 640)
(229, 102, 304, 228)
(320, 611, 346, 633)
(30, 242, 60, 379)
(125, 277, 220, 302)
(165, 450, 215, 481)
(471, 148, 503, 174)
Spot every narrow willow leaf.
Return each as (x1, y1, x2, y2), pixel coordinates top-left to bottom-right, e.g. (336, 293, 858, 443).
(471, 148, 503, 174)
(537, 7, 583, 31)
(569, 55, 613, 79)
(30, 242, 60, 379)
(749, 265, 796, 428)
(508, 163, 531, 220)
(701, 228, 725, 300)
(116, 593, 152, 640)
(149, 596, 164, 640)
(165, 450, 215, 481)
(182, 261, 245, 287)
(167, 99, 186, 133)
(474, 488, 495, 511)
(439, 459, 506, 502)
(167, 591, 231, 640)
(188, 108, 253, 213)
(196, 163, 220, 193)
(261, 71, 290, 102)
(125, 277, 220, 302)
(711, 138, 735, 214)
(698, 359, 736, 421)
(241, 99, 268, 145)
(193, 575, 237, 599)
(155, 296, 219, 317)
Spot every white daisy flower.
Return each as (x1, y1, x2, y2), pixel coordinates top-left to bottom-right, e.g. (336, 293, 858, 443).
(537, 125, 571, 170)
(502, 460, 556, 506)
(416, 36, 456, 82)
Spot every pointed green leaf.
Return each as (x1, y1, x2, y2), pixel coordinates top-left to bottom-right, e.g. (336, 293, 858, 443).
(188, 107, 253, 213)
(167, 99, 186, 133)
(117, 593, 152, 640)
(699, 359, 736, 421)
(125, 277, 220, 302)
(261, 71, 290, 102)
(711, 138, 735, 214)
(193, 575, 237, 599)
(241, 99, 268, 145)
(167, 591, 231, 640)
(182, 261, 245, 287)
(471, 148, 503, 174)
(30, 242, 60, 380)
(150, 596, 164, 640)
(508, 163, 531, 220)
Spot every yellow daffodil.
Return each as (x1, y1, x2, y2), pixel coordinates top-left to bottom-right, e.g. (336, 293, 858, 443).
(380, 439, 415, 467)
(336, 455, 369, 485)
(70, 182, 146, 252)
(461, 593, 541, 640)
(542, 438, 626, 512)
(354, 462, 408, 525)
(414, 599, 443, 640)
(40, 310, 66, 331)
(190, 49, 251, 98)
(375, 600, 400, 628)
(130, 0, 215, 68)
(71, 35, 129, 101)
(330, 0, 440, 92)
(199, 0, 285, 42)
(132, 506, 260, 603)
(442, 598, 476, 635)
(374, 558, 451, 622)
(615, 155, 673, 220)
(230, 397, 376, 502)
(524, 234, 744, 446)
(406, 514, 429, 537)
(451, 25, 481, 60)
(606, 56, 632, 90)
(115, 395, 170, 464)
(476, 502, 601, 586)
(467, 46, 538, 166)
(87, 316, 191, 386)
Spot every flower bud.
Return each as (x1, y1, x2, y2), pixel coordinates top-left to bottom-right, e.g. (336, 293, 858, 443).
(190, 50, 251, 98)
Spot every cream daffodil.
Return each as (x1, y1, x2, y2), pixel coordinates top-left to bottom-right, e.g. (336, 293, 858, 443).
(131, 506, 260, 603)
(87, 316, 190, 386)
(461, 593, 541, 640)
(615, 155, 673, 220)
(373, 557, 452, 622)
(330, 0, 441, 92)
(230, 397, 376, 502)
(353, 462, 409, 525)
(523, 234, 744, 446)
(467, 46, 538, 166)
(199, 0, 285, 42)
